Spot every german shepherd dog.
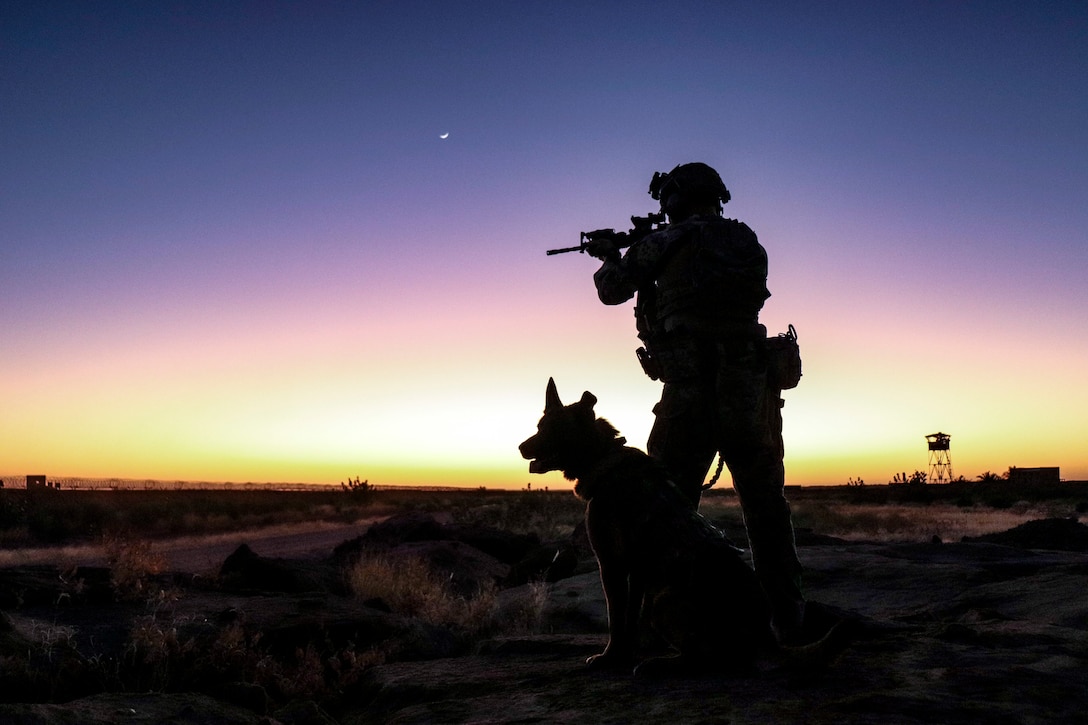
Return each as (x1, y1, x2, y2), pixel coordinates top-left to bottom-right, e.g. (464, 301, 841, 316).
(519, 378, 778, 675)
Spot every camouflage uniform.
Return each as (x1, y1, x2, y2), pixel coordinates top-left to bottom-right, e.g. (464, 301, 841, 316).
(592, 213, 804, 634)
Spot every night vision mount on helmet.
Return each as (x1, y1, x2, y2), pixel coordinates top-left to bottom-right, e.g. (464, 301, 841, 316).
(649, 162, 731, 212)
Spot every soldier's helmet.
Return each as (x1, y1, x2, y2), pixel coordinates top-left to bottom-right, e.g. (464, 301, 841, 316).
(648, 162, 731, 217)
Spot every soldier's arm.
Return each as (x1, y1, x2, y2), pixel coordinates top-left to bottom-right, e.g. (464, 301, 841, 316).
(591, 231, 670, 305)
(592, 257, 637, 305)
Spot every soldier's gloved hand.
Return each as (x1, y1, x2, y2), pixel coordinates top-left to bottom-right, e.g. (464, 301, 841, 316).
(584, 238, 620, 261)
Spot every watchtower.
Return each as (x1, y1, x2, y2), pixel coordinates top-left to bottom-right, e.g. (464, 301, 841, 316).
(925, 432, 952, 483)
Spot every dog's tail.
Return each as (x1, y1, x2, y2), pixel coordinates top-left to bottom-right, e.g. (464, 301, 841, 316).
(756, 618, 855, 675)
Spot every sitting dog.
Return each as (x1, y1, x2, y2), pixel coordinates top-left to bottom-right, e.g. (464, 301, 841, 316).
(519, 378, 778, 674)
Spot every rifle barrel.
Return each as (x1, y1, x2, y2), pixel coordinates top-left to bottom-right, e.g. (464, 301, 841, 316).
(545, 245, 584, 255)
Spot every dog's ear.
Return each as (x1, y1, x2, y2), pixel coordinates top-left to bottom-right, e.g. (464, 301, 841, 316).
(545, 377, 562, 413)
(579, 391, 597, 410)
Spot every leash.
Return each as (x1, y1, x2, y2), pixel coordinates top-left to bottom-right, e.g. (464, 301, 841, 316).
(701, 453, 726, 491)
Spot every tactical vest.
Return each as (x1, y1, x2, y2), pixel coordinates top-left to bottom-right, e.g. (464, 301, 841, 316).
(654, 217, 770, 335)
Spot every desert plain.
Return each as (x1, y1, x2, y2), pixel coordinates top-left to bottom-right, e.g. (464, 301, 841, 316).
(2, 481, 1088, 724)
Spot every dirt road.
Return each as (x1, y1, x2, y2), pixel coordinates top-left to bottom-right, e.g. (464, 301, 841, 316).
(155, 519, 379, 572)
(1, 519, 381, 573)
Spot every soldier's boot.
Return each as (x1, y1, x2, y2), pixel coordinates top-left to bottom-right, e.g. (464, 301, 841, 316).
(766, 573, 807, 645)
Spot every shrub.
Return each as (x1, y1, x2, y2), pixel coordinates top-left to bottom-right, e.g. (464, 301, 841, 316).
(348, 553, 494, 630)
(102, 534, 166, 600)
(341, 476, 372, 498)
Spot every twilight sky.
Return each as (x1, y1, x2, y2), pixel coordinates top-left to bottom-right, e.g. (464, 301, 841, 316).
(3, 1, 1087, 488)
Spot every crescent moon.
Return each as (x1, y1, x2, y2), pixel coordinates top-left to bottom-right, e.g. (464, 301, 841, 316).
(439, 132, 449, 139)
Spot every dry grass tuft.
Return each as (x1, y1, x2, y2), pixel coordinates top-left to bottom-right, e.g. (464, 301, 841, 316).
(347, 553, 496, 631)
(346, 552, 549, 637)
(102, 534, 166, 599)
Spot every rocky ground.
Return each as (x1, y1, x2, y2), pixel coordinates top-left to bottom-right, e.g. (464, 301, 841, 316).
(2, 513, 1088, 724)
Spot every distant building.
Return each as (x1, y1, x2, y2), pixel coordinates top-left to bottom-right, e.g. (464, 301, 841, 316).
(1007, 467, 1060, 485)
(25, 475, 61, 490)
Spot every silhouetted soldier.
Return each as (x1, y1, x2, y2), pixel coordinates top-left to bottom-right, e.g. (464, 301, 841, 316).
(584, 162, 805, 640)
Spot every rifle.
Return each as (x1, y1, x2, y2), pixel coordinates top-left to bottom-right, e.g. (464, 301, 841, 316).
(546, 212, 667, 256)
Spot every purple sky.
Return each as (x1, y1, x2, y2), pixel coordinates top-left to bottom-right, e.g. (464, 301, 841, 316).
(3, 1, 1087, 487)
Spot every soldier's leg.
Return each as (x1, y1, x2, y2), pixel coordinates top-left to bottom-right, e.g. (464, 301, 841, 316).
(727, 439, 805, 639)
(715, 341, 804, 637)
(647, 381, 717, 508)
